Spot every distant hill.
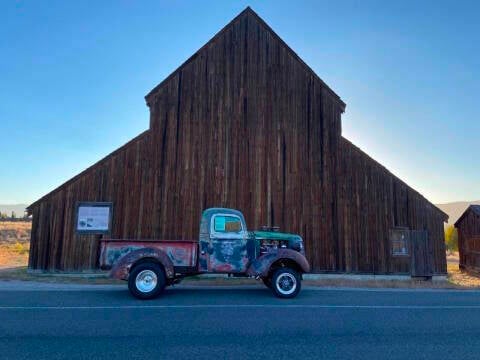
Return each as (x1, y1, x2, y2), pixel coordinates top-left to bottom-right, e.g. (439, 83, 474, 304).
(0, 204, 29, 217)
(435, 200, 480, 225)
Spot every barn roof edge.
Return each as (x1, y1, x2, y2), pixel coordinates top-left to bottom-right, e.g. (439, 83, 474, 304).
(341, 137, 449, 221)
(144, 6, 346, 112)
(27, 130, 151, 213)
(455, 205, 480, 227)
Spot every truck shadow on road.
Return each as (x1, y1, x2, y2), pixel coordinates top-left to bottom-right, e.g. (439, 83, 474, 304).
(99, 285, 313, 304)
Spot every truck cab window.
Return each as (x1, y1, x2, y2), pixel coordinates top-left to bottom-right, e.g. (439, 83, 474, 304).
(214, 216, 242, 233)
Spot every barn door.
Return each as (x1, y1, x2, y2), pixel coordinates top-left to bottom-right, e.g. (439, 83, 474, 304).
(410, 230, 432, 277)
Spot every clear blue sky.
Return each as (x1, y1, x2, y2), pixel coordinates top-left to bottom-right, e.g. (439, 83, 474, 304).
(1, 0, 478, 205)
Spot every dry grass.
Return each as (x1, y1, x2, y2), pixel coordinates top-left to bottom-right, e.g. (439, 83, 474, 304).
(447, 263, 480, 288)
(0, 221, 31, 244)
(0, 221, 31, 268)
(0, 242, 30, 268)
(442, 252, 480, 288)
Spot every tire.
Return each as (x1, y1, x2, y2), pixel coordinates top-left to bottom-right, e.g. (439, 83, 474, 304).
(262, 277, 272, 288)
(128, 262, 166, 300)
(271, 267, 301, 299)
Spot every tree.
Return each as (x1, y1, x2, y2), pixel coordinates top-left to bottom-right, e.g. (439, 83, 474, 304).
(445, 225, 458, 252)
(10, 211, 16, 219)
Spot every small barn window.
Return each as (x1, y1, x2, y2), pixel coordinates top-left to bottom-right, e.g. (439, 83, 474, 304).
(390, 228, 410, 256)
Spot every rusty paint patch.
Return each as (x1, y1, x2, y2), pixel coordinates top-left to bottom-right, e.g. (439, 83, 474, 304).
(109, 247, 177, 280)
(101, 240, 197, 269)
(246, 248, 310, 277)
(208, 240, 249, 273)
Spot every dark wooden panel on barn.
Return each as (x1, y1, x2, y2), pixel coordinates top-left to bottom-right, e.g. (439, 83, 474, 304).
(410, 230, 432, 277)
(27, 8, 447, 274)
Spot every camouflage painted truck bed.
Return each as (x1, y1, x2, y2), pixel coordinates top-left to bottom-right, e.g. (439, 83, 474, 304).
(99, 239, 198, 269)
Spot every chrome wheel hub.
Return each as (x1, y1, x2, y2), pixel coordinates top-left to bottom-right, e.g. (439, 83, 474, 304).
(136, 270, 158, 293)
(276, 272, 297, 295)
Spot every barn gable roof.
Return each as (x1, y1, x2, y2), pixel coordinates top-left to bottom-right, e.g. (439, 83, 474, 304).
(28, 6, 348, 212)
(27, 6, 443, 226)
(144, 6, 346, 112)
(455, 205, 480, 227)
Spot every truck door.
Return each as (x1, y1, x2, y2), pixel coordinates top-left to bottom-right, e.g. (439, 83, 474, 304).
(208, 214, 249, 273)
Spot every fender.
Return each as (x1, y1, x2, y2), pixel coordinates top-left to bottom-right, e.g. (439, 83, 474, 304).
(246, 248, 310, 277)
(110, 247, 175, 280)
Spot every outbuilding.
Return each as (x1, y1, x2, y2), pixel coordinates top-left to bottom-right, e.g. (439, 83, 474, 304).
(456, 205, 480, 272)
(27, 7, 448, 276)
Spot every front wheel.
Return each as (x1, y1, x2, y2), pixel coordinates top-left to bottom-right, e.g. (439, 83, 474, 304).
(271, 268, 301, 298)
(128, 262, 166, 300)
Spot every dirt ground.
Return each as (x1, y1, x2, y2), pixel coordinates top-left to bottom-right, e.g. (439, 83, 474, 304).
(446, 252, 480, 287)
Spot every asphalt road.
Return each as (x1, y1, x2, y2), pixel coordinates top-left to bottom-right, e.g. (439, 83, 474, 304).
(1, 284, 480, 360)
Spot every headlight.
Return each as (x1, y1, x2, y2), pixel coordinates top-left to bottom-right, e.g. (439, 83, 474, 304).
(291, 239, 303, 252)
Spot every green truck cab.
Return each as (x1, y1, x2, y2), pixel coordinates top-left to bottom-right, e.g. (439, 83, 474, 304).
(101, 208, 310, 299)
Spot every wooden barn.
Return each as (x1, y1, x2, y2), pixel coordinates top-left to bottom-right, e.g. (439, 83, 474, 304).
(27, 7, 448, 275)
(456, 205, 480, 272)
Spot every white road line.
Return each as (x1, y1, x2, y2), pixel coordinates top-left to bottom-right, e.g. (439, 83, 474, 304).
(0, 304, 480, 310)
(1, 284, 480, 293)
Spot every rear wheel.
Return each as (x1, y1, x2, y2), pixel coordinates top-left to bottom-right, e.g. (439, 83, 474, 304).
(271, 267, 301, 298)
(128, 262, 166, 300)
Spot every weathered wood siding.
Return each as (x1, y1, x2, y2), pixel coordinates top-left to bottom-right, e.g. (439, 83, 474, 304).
(145, 11, 343, 272)
(338, 139, 446, 274)
(456, 208, 480, 272)
(28, 8, 447, 273)
(29, 131, 152, 270)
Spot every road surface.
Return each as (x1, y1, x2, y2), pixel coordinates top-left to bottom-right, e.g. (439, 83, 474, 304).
(1, 284, 480, 359)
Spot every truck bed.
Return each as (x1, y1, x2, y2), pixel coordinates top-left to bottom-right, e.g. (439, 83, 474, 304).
(99, 239, 198, 269)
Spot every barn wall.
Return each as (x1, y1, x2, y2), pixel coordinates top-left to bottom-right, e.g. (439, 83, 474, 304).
(457, 210, 480, 271)
(145, 12, 343, 272)
(29, 11, 344, 271)
(28, 9, 447, 273)
(29, 131, 154, 270)
(338, 138, 447, 274)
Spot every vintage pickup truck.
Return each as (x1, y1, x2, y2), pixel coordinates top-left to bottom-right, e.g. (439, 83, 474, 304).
(100, 208, 310, 299)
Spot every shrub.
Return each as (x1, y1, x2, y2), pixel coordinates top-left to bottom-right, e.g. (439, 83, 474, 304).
(12, 242, 29, 255)
(445, 225, 458, 252)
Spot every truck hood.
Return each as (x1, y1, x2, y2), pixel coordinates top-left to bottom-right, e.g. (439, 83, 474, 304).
(252, 231, 302, 241)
